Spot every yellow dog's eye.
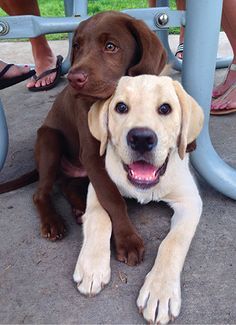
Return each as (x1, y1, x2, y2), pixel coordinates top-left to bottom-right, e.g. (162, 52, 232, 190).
(115, 102, 129, 114)
(158, 103, 172, 115)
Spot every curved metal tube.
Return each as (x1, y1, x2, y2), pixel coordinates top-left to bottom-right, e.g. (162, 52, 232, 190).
(182, 0, 236, 200)
(0, 99, 9, 171)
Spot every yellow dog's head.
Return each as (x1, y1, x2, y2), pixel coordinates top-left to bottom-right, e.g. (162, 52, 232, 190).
(89, 75, 204, 189)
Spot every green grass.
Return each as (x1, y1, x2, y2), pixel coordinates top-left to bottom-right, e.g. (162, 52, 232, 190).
(0, 0, 179, 41)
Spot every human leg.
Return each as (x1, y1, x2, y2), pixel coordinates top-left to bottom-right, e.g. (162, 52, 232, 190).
(211, 0, 236, 113)
(211, 85, 236, 115)
(0, 60, 35, 89)
(0, 0, 60, 90)
(175, 0, 185, 59)
(0, 60, 31, 79)
(148, 0, 157, 6)
(148, 0, 185, 59)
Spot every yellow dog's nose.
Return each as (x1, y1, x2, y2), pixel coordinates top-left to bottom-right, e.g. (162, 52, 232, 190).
(127, 127, 157, 154)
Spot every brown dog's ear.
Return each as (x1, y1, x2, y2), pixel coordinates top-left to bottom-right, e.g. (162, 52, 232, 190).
(70, 29, 78, 64)
(127, 19, 167, 76)
(173, 81, 204, 160)
(88, 97, 112, 156)
(70, 20, 87, 64)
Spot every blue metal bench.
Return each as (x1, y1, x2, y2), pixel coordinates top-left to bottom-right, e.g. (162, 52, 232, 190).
(1, 0, 236, 199)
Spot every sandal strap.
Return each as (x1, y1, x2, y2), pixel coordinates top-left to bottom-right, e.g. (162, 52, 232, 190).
(0, 63, 14, 78)
(220, 62, 236, 84)
(215, 82, 236, 102)
(33, 55, 63, 82)
(175, 43, 184, 54)
(33, 66, 58, 82)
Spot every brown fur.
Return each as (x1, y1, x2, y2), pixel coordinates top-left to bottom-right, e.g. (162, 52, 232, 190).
(23, 11, 167, 265)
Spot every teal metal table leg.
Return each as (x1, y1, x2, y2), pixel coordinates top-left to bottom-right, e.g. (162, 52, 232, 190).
(0, 99, 9, 171)
(155, 0, 230, 71)
(62, 0, 88, 75)
(182, 0, 236, 200)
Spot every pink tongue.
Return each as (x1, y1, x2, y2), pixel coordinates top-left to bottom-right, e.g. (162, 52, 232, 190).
(128, 161, 157, 181)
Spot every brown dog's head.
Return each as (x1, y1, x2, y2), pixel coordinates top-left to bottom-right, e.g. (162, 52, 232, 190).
(67, 11, 167, 100)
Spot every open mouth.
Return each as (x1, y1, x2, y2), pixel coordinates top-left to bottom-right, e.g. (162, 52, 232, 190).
(123, 156, 169, 189)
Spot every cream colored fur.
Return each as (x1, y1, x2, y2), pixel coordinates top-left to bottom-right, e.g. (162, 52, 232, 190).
(73, 75, 204, 324)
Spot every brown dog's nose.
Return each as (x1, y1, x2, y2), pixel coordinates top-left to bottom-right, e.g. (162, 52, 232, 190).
(67, 71, 88, 89)
(127, 128, 157, 154)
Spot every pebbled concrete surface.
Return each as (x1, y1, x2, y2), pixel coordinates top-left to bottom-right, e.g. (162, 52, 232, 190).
(0, 33, 236, 324)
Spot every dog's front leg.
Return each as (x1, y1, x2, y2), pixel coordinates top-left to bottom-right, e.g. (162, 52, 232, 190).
(78, 108, 144, 266)
(137, 194, 202, 324)
(73, 183, 112, 296)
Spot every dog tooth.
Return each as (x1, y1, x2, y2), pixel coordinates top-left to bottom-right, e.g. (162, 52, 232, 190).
(130, 170, 134, 176)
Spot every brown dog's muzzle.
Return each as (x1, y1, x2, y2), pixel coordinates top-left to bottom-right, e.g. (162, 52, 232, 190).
(67, 70, 88, 90)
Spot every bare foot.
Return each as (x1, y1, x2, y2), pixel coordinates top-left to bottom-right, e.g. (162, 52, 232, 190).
(212, 63, 236, 98)
(211, 83, 236, 115)
(0, 60, 31, 79)
(26, 53, 57, 89)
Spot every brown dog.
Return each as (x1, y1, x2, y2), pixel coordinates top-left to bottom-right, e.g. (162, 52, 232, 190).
(33, 11, 167, 266)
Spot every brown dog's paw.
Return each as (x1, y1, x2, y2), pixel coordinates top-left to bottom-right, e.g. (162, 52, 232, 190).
(186, 140, 197, 153)
(115, 232, 144, 266)
(41, 217, 66, 241)
(72, 207, 84, 225)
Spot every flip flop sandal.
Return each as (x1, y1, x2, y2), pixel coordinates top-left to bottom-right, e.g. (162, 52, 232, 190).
(175, 43, 184, 60)
(0, 64, 35, 90)
(211, 83, 236, 115)
(28, 55, 63, 92)
(212, 63, 236, 99)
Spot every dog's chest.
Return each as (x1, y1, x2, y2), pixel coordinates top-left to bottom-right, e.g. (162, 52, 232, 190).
(117, 177, 168, 204)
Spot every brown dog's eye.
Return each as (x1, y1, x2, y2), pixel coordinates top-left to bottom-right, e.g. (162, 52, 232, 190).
(115, 102, 128, 114)
(105, 42, 118, 52)
(158, 103, 172, 115)
(72, 43, 80, 50)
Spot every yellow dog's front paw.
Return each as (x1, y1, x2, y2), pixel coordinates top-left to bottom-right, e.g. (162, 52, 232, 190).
(137, 271, 181, 324)
(73, 249, 111, 296)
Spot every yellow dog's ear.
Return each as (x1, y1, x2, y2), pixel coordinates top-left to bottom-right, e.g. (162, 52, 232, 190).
(88, 97, 112, 156)
(173, 81, 204, 160)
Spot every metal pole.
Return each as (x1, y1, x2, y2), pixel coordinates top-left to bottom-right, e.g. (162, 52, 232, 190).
(182, 0, 236, 200)
(0, 99, 9, 171)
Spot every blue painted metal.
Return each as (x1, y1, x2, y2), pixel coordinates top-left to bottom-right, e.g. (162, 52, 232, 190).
(0, 99, 9, 171)
(64, 0, 73, 17)
(62, 0, 74, 75)
(73, 0, 88, 16)
(0, 16, 87, 39)
(62, 0, 88, 74)
(123, 7, 183, 31)
(182, 0, 236, 200)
